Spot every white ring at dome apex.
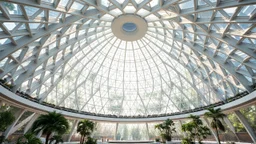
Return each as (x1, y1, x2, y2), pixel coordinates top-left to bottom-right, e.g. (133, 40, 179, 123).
(111, 14, 148, 41)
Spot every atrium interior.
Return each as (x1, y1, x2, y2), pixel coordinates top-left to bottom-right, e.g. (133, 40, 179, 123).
(0, 0, 256, 143)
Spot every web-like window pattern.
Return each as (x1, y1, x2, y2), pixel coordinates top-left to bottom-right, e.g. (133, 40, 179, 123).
(0, 0, 255, 116)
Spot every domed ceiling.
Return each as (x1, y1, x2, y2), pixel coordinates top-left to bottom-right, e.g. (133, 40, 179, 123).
(0, 0, 256, 116)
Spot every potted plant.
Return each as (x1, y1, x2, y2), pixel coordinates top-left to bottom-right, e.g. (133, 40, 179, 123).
(155, 119, 176, 143)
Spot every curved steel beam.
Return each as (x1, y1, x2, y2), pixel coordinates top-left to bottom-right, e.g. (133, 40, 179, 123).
(0, 10, 100, 61)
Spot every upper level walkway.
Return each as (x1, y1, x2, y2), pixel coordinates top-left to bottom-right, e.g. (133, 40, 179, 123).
(0, 85, 256, 122)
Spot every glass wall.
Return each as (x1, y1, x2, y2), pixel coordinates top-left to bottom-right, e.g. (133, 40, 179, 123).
(147, 122, 161, 140)
(91, 105, 256, 143)
(116, 123, 148, 140)
(93, 122, 116, 141)
(240, 105, 256, 134)
(1, 102, 256, 143)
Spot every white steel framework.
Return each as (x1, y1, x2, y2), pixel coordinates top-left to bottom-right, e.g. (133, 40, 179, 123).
(0, 0, 256, 117)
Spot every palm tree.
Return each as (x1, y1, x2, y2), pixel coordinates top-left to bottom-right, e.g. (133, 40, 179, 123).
(31, 111, 69, 144)
(0, 106, 15, 131)
(155, 119, 176, 142)
(204, 108, 226, 144)
(77, 120, 95, 144)
(49, 135, 63, 144)
(17, 133, 42, 144)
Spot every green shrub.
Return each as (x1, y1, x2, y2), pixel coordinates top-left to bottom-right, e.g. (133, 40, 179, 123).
(85, 137, 97, 144)
(16, 133, 42, 144)
(0, 106, 15, 143)
(181, 138, 194, 144)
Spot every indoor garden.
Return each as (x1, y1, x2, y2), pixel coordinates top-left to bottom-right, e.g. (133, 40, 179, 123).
(0, 0, 256, 143)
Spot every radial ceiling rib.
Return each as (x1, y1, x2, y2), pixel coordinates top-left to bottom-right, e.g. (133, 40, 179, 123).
(147, 30, 239, 97)
(174, 37, 252, 91)
(143, 34, 211, 105)
(13, 28, 111, 91)
(39, 32, 113, 101)
(0, 10, 99, 61)
(141, 37, 199, 108)
(147, 26, 252, 92)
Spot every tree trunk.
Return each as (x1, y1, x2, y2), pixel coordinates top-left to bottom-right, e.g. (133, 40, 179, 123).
(215, 125, 221, 144)
(83, 136, 86, 144)
(82, 135, 85, 144)
(45, 133, 51, 144)
(0, 133, 5, 144)
(80, 135, 83, 144)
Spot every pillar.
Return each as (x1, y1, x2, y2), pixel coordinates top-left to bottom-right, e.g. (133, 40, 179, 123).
(234, 110, 256, 143)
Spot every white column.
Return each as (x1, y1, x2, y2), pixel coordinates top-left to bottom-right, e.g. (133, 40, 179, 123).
(37, 130, 43, 138)
(68, 120, 79, 142)
(0, 100, 3, 106)
(23, 113, 39, 134)
(223, 117, 240, 141)
(115, 123, 119, 140)
(4, 109, 26, 138)
(9, 113, 35, 135)
(146, 123, 150, 140)
(235, 110, 256, 143)
(178, 120, 185, 137)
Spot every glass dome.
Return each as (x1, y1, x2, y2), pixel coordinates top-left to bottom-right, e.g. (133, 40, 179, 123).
(0, 0, 256, 117)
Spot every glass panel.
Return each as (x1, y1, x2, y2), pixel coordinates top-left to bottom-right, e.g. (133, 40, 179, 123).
(94, 122, 116, 141)
(117, 123, 148, 140)
(240, 105, 256, 134)
(227, 113, 252, 143)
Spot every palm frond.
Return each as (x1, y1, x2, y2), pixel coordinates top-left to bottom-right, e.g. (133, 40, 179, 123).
(77, 119, 95, 137)
(31, 111, 69, 136)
